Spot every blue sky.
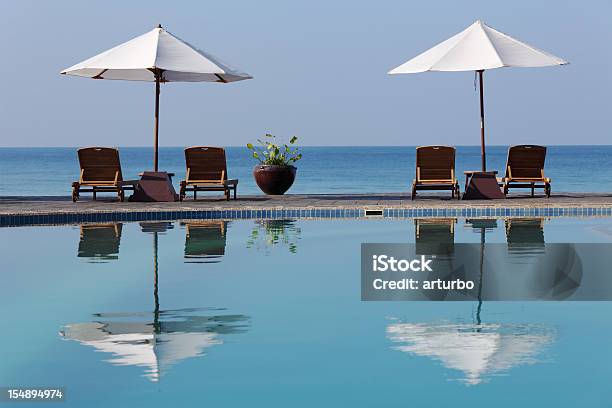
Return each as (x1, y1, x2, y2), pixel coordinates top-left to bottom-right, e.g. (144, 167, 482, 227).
(0, 0, 609, 147)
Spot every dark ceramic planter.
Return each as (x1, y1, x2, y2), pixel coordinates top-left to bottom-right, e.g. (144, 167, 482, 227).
(253, 165, 297, 195)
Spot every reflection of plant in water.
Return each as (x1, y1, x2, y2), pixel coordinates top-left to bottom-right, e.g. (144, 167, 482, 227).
(247, 219, 301, 254)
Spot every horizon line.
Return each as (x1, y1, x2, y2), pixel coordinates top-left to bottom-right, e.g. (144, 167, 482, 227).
(2, 144, 612, 148)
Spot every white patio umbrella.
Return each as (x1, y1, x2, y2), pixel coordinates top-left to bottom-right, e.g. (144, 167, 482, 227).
(389, 20, 568, 171)
(61, 25, 252, 171)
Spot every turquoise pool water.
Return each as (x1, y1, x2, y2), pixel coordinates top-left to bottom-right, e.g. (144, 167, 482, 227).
(1, 218, 612, 407)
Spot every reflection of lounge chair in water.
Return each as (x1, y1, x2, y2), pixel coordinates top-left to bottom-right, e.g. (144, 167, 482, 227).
(414, 219, 459, 300)
(183, 221, 228, 263)
(78, 223, 122, 262)
(505, 218, 545, 248)
(415, 218, 456, 255)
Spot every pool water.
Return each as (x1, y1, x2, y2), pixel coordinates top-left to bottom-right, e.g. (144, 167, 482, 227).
(1, 217, 612, 407)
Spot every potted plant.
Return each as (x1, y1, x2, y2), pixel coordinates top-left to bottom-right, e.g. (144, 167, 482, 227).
(247, 134, 302, 195)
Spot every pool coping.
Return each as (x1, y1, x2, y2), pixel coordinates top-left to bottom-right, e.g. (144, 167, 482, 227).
(2, 193, 612, 226)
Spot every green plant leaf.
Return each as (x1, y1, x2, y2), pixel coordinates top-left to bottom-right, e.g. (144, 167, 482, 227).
(248, 133, 302, 165)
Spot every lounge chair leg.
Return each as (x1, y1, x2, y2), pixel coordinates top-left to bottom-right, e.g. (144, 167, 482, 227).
(225, 188, 230, 201)
(118, 189, 125, 202)
(531, 183, 534, 197)
(72, 185, 79, 202)
(178, 183, 185, 202)
(234, 187, 237, 200)
(194, 190, 197, 200)
(411, 183, 417, 200)
(93, 189, 96, 200)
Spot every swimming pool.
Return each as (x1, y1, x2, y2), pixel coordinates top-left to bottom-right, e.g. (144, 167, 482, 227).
(1, 217, 611, 407)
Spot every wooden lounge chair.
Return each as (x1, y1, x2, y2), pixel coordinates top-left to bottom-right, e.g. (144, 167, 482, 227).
(179, 147, 238, 201)
(72, 147, 137, 202)
(412, 146, 460, 199)
(498, 145, 551, 197)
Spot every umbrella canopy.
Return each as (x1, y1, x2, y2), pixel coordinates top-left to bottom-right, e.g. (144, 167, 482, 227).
(389, 20, 567, 171)
(61, 25, 252, 171)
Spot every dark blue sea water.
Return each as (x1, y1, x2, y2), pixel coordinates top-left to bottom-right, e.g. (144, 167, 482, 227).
(0, 146, 610, 196)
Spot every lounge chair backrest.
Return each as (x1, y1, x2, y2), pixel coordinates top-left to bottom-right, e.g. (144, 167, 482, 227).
(505, 145, 546, 179)
(78, 147, 123, 183)
(185, 147, 228, 182)
(416, 146, 456, 181)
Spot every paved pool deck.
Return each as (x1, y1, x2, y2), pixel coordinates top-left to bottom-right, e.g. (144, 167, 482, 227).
(2, 192, 612, 226)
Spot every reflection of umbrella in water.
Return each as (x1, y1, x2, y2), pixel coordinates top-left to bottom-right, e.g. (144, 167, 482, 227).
(386, 219, 572, 387)
(393, 219, 552, 385)
(61, 221, 248, 381)
(387, 320, 554, 385)
(77, 223, 123, 262)
(183, 221, 228, 263)
(60, 309, 248, 381)
(466, 219, 497, 321)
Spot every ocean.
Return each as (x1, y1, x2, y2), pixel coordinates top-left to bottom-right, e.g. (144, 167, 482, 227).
(0, 146, 610, 196)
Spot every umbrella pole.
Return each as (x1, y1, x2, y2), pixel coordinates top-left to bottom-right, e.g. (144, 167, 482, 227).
(478, 70, 486, 171)
(153, 231, 160, 332)
(154, 71, 160, 172)
(476, 227, 485, 326)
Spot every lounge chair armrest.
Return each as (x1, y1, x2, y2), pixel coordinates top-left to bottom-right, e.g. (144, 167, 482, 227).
(224, 179, 239, 186)
(118, 180, 139, 187)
